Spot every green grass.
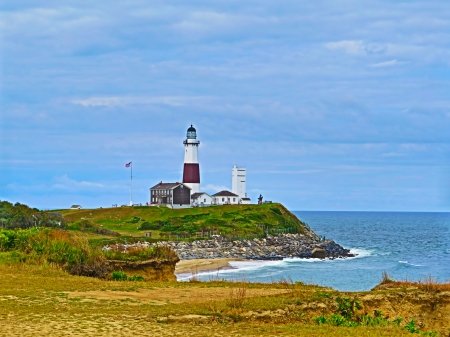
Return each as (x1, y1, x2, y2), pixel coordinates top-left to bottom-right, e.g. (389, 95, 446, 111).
(59, 203, 311, 239)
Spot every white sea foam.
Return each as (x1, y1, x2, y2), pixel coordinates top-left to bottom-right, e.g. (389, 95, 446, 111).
(177, 247, 376, 281)
(176, 259, 283, 281)
(348, 247, 374, 258)
(228, 259, 285, 271)
(398, 260, 423, 267)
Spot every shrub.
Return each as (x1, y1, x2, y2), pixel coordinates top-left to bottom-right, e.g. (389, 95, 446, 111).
(270, 207, 282, 215)
(71, 219, 98, 230)
(335, 297, 361, 319)
(0, 228, 108, 277)
(127, 216, 141, 224)
(128, 274, 144, 281)
(139, 221, 161, 230)
(111, 271, 144, 281)
(111, 271, 128, 281)
(104, 245, 178, 261)
(404, 319, 420, 334)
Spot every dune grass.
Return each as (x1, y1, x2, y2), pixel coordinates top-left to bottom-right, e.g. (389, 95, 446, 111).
(379, 271, 450, 292)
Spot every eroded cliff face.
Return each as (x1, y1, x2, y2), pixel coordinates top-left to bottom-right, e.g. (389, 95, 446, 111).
(108, 257, 180, 282)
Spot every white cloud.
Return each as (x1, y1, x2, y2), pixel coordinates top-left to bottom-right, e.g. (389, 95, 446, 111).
(53, 175, 105, 190)
(324, 40, 366, 55)
(325, 40, 387, 56)
(71, 96, 212, 107)
(370, 59, 404, 67)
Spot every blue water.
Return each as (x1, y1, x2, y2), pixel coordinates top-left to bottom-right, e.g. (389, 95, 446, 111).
(185, 211, 450, 291)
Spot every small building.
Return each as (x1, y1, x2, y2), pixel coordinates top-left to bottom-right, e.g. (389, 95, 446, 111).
(240, 197, 251, 205)
(212, 190, 239, 205)
(70, 205, 82, 210)
(149, 182, 191, 209)
(191, 192, 213, 207)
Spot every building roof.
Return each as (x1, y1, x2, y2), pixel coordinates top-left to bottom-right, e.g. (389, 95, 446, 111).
(191, 192, 211, 199)
(241, 198, 251, 200)
(150, 182, 191, 190)
(212, 190, 239, 197)
(70, 205, 82, 209)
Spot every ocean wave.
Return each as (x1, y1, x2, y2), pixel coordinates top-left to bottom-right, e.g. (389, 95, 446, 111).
(398, 260, 423, 267)
(177, 259, 285, 281)
(348, 247, 374, 258)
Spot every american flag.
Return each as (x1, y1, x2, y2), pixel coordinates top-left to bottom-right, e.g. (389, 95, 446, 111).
(125, 162, 131, 167)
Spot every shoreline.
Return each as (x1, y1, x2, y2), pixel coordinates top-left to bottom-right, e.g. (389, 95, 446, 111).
(175, 258, 245, 277)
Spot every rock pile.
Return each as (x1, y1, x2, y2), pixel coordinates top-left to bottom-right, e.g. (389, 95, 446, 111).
(166, 234, 353, 260)
(103, 234, 354, 260)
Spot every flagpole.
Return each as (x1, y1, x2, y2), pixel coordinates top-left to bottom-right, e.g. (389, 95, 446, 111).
(130, 161, 133, 206)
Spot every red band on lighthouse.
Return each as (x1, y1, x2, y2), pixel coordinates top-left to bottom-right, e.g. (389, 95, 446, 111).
(183, 163, 200, 183)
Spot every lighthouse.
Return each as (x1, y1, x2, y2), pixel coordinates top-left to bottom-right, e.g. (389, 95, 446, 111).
(182, 125, 200, 193)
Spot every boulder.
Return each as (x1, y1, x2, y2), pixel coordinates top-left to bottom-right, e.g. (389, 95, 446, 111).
(312, 247, 327, 259)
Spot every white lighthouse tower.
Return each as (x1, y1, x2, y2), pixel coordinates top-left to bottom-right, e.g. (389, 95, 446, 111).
(232, 164, 247, 199)
(182, 125, 200, 193)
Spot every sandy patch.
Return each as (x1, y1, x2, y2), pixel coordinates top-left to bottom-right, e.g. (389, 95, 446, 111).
(68, 287, 287, 304)
(175, 258, 245, 275)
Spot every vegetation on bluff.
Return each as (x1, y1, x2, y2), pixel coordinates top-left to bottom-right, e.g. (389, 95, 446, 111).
(0, 227, 178, 279)
(0, 200, 66, 229)
(59, 203, 315, 240)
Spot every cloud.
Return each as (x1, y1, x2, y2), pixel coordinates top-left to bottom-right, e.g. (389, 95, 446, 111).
(325, 40, 387, 56)
(53, 175, 105, 190)
(70, 96, 213, 107)
(324, 40, 366, 55)
(370, 59, 404, 67)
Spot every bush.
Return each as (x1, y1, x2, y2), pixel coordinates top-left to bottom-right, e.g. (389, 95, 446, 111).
(111, 271, 144, 281)
(71, 219, 98, 230)
(0, 228, 108, 277)
(139, 221, 160, 230)
(127, 217, 141, 224)
(270, 207, 282, 215)
(104, 245, 178, 261)
(111, 270, 128, 281)
(0, 201, 66, 229)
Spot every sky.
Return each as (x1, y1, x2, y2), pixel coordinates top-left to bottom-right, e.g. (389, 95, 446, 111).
(1, 0, 449, 211)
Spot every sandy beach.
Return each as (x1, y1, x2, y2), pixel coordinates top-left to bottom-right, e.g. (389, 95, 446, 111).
(175, 258, 245, 275)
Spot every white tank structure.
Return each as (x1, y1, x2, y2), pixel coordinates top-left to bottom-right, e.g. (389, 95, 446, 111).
(232, 164, 247, 199)
(182, 125, 200, 193)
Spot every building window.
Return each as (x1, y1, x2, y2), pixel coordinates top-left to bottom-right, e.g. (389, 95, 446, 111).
(222, 198, 224, 201)
(233, 198, 235, 202)
(204, 199, 206, 202)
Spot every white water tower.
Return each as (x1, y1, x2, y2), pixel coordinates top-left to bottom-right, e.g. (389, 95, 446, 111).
(182, 125, 200, 193)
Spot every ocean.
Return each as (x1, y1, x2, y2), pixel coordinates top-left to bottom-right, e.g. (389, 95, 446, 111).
(181, 211, 450, 291)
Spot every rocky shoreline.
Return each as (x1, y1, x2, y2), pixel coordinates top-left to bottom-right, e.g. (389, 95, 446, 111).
(104, 234, 355, 260)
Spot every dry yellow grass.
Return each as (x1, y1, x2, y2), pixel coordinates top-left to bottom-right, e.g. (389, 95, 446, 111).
(0, 263, 447, 337)
(378, 273, 450, 292)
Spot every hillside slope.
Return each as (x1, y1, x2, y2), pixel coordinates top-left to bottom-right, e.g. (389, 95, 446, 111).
(60, 203, 319, 240)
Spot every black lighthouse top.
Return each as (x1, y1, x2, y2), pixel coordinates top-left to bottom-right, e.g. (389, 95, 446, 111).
(186, 125, 197, 139)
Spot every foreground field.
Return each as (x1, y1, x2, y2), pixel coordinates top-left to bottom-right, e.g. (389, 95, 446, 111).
(1, 263, 448, 337)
